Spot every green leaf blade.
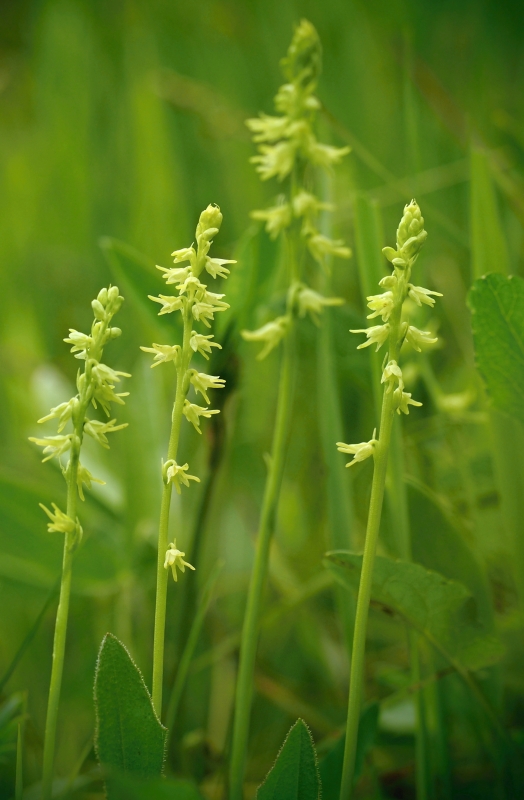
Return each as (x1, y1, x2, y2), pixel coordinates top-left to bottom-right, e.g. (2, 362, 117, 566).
(257, 718, 321, 800)
(325, 552, 503, 672)
(94, 634, 167, 784)
(469, 273, 524, 423)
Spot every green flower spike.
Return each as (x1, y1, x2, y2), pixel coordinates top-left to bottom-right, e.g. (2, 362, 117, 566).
(145, 205, 234, 718)
(241, 18, 350, 360)
(338, 201, 441, 798)
(33, 285, 128, 800)
(231, 20, 351, 800)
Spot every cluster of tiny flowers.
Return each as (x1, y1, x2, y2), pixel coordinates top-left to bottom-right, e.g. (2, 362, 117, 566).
(142, 205, 232, 579)
(242, 20, 350, 359)
(30, 287, 128, 534)
(338, 201, 441, 467)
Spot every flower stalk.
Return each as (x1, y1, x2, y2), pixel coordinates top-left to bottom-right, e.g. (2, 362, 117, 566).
(143, 205, 232, 718)
(229, 20, 350, 799)
(30, 287, 128, 800)
(337, 201, 437, 798)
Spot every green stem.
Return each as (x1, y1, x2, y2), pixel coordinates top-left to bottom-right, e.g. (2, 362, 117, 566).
(152, 311, 193, 717)
(41, 436, 80, 800)
(16, 723, 23, 800)
(229, 320, 296, 800)
(410, 632, 429, 800)
(339, 379, 396, 800)
(339, 262, 408, 799)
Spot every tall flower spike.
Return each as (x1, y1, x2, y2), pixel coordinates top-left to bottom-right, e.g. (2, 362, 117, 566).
(231, 21, 352, 800)
(146, 206, 232, 718)
(245, 18, 350, 262)
(336, 203, 440, 798)
(30, 284, 128, 485)
(33, 285, 128, 800)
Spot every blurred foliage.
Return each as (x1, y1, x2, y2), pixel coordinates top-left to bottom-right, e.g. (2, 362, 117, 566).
(1, 0, 524, 797)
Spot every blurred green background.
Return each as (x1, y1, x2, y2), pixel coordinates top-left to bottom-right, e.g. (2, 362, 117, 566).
(1, 0, 524, 797)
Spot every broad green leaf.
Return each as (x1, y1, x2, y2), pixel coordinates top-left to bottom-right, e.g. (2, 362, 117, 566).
(257, 718, 321, 800)
(101, 774, 204, 799)
(94, 634, 166, 788)
(325, 552, 503, 672)
(468, 273, 524, 424)
(407, 480, 494, 630)
(318, 703, 379, 800)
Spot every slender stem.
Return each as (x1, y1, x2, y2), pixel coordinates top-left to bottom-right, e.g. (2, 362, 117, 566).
(152, 311, 193, 717)
(15, 693, 26, 800)
(229, 320, 296, 800)
(16, 723, 23, 800)
(41, 436, 80, 800)
(339, 265, 407, 799)
(410, 631, 429, 800)
(339, 379, 396, 800)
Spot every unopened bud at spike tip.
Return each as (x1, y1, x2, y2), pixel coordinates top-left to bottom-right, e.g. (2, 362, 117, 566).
(280, 19, 322, 88)
(196, 205, 222, 240)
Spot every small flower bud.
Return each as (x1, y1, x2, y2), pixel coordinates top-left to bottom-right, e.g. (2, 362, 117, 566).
(97, 288, 108, 306)
(397, 200, 424, 249)
(199, 227, 219, 243)
(196, 205, 222, 240)
(110, 327, 122, 339)
(108, 285, 120, 302)
(280, 18, 322, 89)
(91, 299, 106, 321)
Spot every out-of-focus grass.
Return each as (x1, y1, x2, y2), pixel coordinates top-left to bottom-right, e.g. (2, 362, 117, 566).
(1, 0, 524, 796)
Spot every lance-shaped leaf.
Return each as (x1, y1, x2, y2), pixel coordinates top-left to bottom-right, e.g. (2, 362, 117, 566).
(94, 634, 166, 790)
(257, 718, 321, 800)
(468, 273, 524, 424)
(325, 552, 503, 673)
